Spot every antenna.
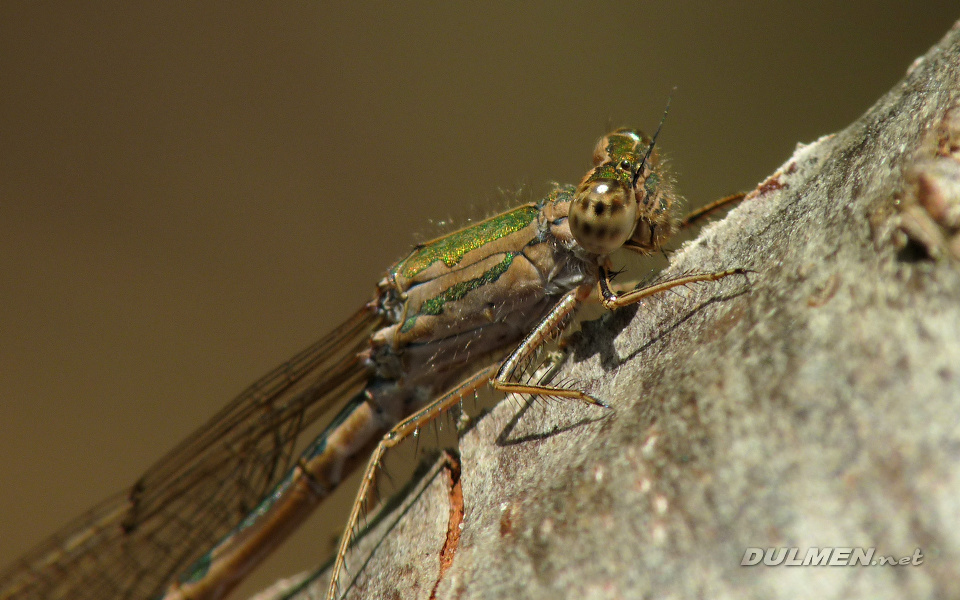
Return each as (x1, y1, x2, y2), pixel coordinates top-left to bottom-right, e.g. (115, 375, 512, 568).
(634, 88, 675, 188)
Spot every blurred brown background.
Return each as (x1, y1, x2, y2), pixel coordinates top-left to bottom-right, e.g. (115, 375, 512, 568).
(1, 3, 957, 597)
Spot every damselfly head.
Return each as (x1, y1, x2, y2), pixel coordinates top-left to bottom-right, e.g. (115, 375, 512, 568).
(570, 128, 675, 256)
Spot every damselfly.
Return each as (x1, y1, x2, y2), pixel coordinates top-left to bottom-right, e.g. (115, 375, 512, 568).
(0, 125, 743, 600)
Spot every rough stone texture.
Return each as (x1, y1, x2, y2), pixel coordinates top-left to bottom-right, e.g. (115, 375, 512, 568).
(275, 20, 960, 600)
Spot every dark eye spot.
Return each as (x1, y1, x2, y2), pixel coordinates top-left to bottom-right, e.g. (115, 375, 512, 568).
(581, 222, 592, 235)
(594, 203, 605, 216)
(619, 160, 632, 172)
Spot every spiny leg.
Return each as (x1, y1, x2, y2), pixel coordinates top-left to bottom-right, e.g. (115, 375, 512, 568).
(632, 193, 746, 258)
(678, 192, 746, 230)
(325, 364, 499, 600)
(492, 285, 609, 408)
(598, 265, 747, 310)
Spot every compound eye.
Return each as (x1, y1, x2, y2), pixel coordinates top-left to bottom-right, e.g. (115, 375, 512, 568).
(619, 159, 633, 172)
(568, 180, 638, 255)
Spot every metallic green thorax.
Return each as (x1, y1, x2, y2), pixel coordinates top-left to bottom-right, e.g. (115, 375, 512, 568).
(400, 252, 516, 333)
(395, 205, 540, 280)
(381, 184, 583, 349)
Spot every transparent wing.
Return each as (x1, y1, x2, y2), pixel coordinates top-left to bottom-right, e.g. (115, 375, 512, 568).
(0, 304, 381, 600)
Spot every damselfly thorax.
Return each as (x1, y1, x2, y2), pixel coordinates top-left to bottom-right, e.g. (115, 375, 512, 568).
(0, 127, 744, 600)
